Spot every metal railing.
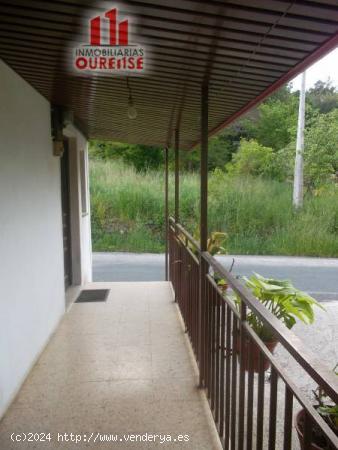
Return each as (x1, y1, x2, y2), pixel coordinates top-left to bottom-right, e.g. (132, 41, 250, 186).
(169, 217, 338, 450)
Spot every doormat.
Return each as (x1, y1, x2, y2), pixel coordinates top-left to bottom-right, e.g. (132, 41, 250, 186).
(75, 289, 110, 303)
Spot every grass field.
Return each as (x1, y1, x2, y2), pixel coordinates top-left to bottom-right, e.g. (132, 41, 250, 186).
(90, 159, 338, 256)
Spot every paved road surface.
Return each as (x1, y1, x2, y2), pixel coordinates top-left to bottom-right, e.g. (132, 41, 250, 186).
(92, 252, 338, 302)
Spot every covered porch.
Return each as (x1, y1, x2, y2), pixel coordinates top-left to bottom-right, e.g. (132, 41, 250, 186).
(1, 1, 338, 449)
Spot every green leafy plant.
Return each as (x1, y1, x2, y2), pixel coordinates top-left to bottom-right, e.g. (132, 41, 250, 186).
(319, 404, 338, 427)
(184, 229, 228, 290)
(236, 272, 324, 341)
(297, 364, 338, 449)
(314, 364, 338, 433)
(186, 230, 227, 257)
(216, 277, 229, 292)
(226, 139, 280, 179)
(296, 370, 338, 450)
(207, 231, 227, 256)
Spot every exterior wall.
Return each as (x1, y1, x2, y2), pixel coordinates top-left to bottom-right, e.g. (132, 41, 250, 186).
(0, 60, 91, 418)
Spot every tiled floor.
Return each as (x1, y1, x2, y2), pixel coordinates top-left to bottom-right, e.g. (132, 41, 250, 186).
(0, 282, 222, 450)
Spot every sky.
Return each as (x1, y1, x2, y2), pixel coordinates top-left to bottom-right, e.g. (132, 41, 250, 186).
(290, 46, 338, 91)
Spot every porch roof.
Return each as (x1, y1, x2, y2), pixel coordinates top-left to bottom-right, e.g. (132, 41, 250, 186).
(1, 0, 338, 149)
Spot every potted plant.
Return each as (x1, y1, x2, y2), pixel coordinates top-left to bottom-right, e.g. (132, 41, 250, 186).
(207, 231, 227, 256)
(185, 229, 228, 288)
(233, 273, 323, 372)
(216, 258, 235, 293)
(295, 365, 338, 450)
(185, 229, 227, 257)
(205, 231, 229, 290)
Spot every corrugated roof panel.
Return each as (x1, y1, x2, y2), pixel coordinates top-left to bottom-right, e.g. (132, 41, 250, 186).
(0, 0, 337, 148)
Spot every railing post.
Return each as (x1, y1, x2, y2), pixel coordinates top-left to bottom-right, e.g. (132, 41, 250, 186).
(173, 129, 180, 303)
(198, 80, 208, 387)
(238, 302, 247, 450)
(164, 147, 169, 281)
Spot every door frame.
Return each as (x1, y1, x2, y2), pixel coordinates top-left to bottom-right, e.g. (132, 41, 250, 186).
(66, 136, 83, 286)
(60, 138, 73, 289)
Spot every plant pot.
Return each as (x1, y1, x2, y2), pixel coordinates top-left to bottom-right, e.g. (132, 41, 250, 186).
(236, 335, 278, 373)
(213, 273, 228, 294)
(218, 283, 228, 294)
(295, 409, 329, 450)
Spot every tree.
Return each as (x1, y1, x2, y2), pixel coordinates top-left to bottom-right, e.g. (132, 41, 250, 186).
(121, 144, 164, 171)
(177, 124, 243, 171)
(178, 147, 199, 171)
(277, 108, 338, 189)
(89, 140, 164, 171)
(208, 126, 242, 169)
(89, 140, 129, 159)
(226, 139, 278, 178)
(304, 108, 338, 189)
(256, 96, 298, 150)
(307, 80, 338, 114)
(242, 86, 298, 151)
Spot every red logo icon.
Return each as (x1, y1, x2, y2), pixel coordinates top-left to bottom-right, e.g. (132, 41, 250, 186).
(90, 8, 128, 46)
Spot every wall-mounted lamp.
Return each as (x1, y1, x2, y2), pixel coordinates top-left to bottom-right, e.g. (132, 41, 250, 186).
(51, 106, 64, 157)
(51, 106, 73, 156)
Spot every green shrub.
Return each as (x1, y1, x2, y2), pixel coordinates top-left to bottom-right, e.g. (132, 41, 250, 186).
(226, 139, 280, 179)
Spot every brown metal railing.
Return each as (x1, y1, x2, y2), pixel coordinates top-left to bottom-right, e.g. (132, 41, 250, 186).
(169, 217, 338, 450)
(169, 222, 200, 357)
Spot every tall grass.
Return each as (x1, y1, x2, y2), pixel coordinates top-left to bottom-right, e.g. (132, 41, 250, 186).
(90, 159, 338, 256)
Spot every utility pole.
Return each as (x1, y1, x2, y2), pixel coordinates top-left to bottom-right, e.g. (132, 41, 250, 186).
(293, 71, 306, 209)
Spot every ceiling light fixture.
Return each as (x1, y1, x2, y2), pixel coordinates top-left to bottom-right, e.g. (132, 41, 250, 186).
(126, 77, 137, 120)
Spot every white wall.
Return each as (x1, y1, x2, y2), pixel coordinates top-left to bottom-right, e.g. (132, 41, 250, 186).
(0, 60, 65, 418)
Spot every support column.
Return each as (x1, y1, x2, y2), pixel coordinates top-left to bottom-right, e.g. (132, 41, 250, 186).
(200, 83, 208, 253)
(164, 147, 169, 281)
(199, 81, 209, 388)
(174, 128, 180, 224)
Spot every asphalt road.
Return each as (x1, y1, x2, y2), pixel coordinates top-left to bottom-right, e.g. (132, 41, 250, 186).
(92, 252, 338, 302)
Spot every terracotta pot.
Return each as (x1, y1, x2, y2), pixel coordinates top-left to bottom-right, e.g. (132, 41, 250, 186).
(218, 283, 228, 294)
(295, 409, 327, 450)
(236, 335, 278, 373)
